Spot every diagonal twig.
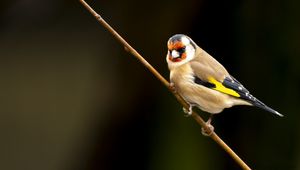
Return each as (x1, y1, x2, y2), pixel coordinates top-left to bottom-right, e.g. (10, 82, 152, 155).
(79, 1, 251, 169)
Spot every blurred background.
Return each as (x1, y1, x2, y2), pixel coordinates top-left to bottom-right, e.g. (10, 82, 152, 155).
(0, 0, 299, 169)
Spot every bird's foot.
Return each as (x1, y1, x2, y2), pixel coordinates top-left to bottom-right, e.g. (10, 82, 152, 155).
(183, 104, 193, 117)
(201, 116, 214, 136)
(169, 82, 176, 93)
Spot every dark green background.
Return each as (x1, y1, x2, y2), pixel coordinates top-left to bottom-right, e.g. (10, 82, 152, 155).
(0, 0, 299, 169)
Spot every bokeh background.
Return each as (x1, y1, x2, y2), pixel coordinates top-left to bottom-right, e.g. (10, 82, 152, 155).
(1, 0, 299, 169)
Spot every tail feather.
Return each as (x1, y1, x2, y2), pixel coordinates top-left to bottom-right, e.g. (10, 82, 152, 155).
(248, 95, 283, 117)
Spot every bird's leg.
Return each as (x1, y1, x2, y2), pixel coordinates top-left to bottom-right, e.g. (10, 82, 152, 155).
(183, 103, 194, 117)
(201, 115, 215, 136)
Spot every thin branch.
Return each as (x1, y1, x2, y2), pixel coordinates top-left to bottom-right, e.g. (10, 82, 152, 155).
(79, 1, 251, 170)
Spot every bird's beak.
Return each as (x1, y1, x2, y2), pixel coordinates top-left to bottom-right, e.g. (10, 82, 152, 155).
(170, 50, 180, 59)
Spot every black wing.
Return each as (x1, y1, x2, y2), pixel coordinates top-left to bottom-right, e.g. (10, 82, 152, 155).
(194, 76, 216, 88)
(222, 76, 250, 100)
(223, 75, 283, 117)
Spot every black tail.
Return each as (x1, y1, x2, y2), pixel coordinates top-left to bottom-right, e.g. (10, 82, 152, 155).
(246, 95, 283, 117)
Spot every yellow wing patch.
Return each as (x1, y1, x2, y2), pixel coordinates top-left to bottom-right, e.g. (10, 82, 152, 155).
(208, 77, 240, 97)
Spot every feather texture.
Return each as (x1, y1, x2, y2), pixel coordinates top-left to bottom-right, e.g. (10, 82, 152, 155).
(166, 34, 282, 116)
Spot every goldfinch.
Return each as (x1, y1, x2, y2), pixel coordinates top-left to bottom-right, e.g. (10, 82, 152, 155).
(166, 34, 283, 133)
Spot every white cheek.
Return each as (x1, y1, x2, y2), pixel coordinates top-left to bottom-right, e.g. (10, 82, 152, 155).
(185, 46, 195, 60)
(171, 50, 180, 58)
(181, 37, 190, 46)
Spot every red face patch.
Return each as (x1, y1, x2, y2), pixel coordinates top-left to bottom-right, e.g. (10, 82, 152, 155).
(168, 41, 185, 51)
(168, 41, 187, 62)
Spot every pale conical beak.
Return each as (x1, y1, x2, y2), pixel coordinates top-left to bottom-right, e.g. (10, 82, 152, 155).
(171, 50, 180, 59)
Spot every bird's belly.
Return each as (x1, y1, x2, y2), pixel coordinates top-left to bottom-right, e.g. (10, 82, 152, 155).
(175, 81, 234, 114)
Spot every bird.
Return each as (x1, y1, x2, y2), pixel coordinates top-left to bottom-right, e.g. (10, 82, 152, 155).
(166, 34, 283, 135)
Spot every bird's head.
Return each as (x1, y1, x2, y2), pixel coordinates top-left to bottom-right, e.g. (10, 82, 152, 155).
(166, 34, 196, 68)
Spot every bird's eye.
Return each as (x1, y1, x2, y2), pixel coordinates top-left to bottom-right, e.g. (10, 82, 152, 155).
(177, 47, 186, 54)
